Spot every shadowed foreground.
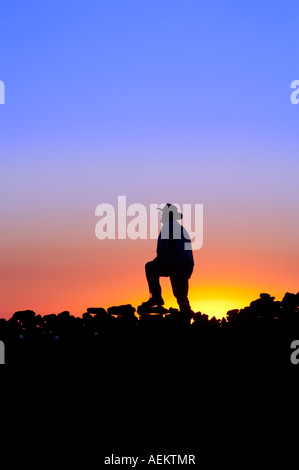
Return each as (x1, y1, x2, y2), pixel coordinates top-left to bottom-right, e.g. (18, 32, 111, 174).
(1, 292, 299, 466)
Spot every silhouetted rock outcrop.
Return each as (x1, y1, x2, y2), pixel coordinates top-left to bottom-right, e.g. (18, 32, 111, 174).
(107, 304, 136, 318)
(0, 292, 298, 366)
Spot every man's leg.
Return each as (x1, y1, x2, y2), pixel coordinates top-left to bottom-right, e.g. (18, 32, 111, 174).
(170, 275, 191, 311)
(169, 261, 193, 311)
(145, 258, 169, 304)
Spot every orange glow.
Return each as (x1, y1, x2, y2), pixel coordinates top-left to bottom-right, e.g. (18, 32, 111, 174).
(1, 237, 298, 320)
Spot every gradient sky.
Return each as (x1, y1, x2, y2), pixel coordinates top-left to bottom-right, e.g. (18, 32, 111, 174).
(1, 0, 298, 319)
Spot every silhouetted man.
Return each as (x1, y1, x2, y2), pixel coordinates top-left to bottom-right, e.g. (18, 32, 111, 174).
(143, 203, 194, 312)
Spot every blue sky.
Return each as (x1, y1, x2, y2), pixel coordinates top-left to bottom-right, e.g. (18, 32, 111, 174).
(0, 0, 298, 316)
(1, 0, 298, 215)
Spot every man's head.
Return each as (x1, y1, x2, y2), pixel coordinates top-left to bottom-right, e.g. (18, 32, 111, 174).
(157, 203, 182, 224)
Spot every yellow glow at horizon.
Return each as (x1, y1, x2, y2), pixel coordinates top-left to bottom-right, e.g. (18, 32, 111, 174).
(157, 280, 261, 319)
(189, 285, 260, 318)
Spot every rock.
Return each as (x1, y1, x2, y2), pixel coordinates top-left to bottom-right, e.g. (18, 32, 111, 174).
(107, 305, 136, 317)
(87, 307, 109, 317)
(137, 304, 168, 315)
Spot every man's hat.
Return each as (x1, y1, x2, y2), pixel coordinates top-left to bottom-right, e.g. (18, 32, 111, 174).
(157, 203, 182, 220)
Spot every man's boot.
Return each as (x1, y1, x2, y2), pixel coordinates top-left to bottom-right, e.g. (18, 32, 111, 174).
(141, 295, 164, 308)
